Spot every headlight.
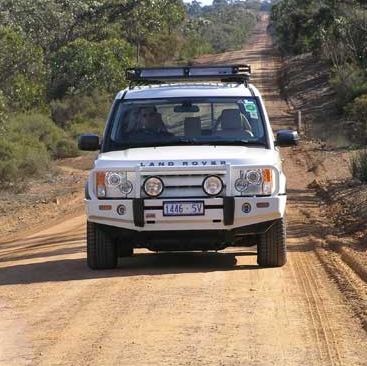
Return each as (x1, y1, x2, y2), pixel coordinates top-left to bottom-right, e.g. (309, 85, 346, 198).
(203, 175, 223, 196)
(234, 169, 273, 195)
(96, 171, 133, 198)
(246, 170, 262, 185)
(119, 180, 133, 194)
(235, 178, 248, 192)
(144, 176, 164, 197)
(235, 170, 248, 192)
(106, 172, 123, 187)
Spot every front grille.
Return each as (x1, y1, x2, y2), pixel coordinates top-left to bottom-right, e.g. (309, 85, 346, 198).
(141, 173, 226, 198)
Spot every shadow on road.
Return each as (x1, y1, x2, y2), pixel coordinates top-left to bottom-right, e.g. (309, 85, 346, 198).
(0, 251, 261, 286)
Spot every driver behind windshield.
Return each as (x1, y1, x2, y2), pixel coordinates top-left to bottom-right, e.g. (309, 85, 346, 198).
(129, 107, 172, 138)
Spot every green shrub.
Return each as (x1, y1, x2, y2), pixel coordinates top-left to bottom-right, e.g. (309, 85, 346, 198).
(0, 112, 79, 184)
(144, 33, 186, 65)
(345, 94, 367, 121)
(0, 160, 19, 183)
(0, 134, 50, 183)
(50, 91, 111, 133)
(49, 38, 133, 99)
(68, 120, 104, 138)
(350, 149, 367, 183)
(178, 34, 213, 62)
(344, 94, 367, 140)
(331, 66, 367, 107)
(17, 142, 50, 176)
(0, 90, 7, 128)
(55, 139, 78, 159)
(7, 113, 78, 159)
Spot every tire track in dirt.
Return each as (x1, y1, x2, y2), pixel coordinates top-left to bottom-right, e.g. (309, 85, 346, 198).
(294, 251, 342, 365)
(254, 16, 343, 366)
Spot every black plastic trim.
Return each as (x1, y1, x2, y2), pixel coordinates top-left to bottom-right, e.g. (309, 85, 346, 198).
(126, 65, 251, 88)
(133, 198, 145, 227)
(223, 197, 235, 225)
(85, 181, 91, 200)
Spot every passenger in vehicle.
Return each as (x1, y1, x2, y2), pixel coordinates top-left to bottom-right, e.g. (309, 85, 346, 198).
(216, 109, 253, 138)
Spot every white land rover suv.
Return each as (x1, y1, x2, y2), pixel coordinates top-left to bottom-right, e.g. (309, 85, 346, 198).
(78, 65, 299, 269)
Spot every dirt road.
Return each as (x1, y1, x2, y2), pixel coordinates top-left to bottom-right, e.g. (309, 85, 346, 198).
(0, 14, 366, 366)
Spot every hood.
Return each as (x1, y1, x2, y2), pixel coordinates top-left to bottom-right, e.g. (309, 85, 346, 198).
(95, 145, 280, 169)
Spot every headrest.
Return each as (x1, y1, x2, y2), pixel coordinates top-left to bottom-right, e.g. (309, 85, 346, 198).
(146, 112, 164, 130)
(184, 117, 201, 137)
(220, 109, 242, 130)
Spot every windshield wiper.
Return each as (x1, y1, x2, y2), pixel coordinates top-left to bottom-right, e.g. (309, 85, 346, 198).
(110, 139, 266, 150)
(111, 139, 198, 149)
(178, 139, 266, 146)
(209, 140, 266, 146)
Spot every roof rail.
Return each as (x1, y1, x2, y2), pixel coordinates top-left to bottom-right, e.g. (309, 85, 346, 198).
(126, 65, 251, 89)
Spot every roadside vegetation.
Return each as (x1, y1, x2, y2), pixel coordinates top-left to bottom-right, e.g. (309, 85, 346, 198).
(184, 0, 258, 56)
(350, 149, 367, 183)
(0, 0, 263, 186)
(271, 0, 367, 177)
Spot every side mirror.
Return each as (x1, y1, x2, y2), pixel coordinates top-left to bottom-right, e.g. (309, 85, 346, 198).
(275, 130, 300, 147)
(78, 134, 100, 151)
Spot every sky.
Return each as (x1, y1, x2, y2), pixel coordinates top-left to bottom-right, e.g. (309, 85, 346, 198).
(184, 0, 213, 5)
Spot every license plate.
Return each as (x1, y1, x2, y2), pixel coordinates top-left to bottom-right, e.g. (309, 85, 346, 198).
(163, 201, 205, 216)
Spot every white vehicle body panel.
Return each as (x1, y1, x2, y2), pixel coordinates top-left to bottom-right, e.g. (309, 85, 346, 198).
(95, 145, 280, 167)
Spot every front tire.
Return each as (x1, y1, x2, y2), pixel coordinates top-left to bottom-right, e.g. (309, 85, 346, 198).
(257, 218, 286, 267)
(87, 221, 117, 269)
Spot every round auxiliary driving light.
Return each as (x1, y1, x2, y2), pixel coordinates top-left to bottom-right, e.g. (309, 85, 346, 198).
(202, 175, 223, 196)
(144, 176, 164, 197)
(235, 178, 248, 192)
(117, 204, 126, 215)
(242, 203, 252, 214)
(119, 180, 133, 194)
(106, 172, 122, 187)
(246, 170, 262, 185)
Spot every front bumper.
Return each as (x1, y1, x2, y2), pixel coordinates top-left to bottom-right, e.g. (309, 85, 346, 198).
(86, 196, 286, 231)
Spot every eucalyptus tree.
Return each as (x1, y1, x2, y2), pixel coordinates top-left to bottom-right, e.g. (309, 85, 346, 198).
(113, 0, 185, 64)
(0, 0, 109, 55)
(0, 26, 45, 111)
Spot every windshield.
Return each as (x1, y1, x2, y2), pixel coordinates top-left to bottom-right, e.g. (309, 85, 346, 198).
(108, 97, 267, 149)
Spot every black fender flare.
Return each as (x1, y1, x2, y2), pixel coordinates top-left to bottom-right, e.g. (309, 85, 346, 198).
(85, 181, 91, 200)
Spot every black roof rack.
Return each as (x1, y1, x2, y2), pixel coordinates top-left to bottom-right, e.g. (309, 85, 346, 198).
(125, 65, 251, 89)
